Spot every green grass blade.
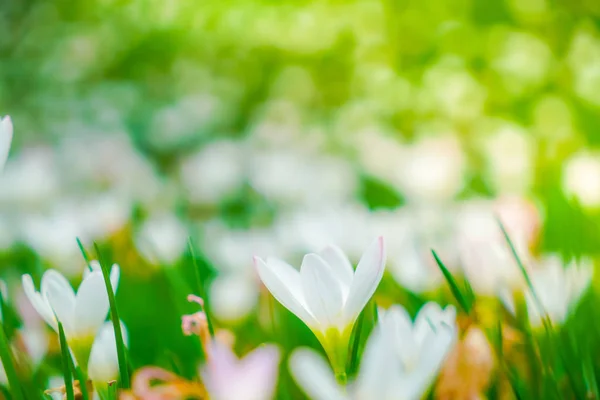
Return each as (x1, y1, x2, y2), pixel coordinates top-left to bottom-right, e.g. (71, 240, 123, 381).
(497, 219, 552, 331)
(0, 323, 23, 400)
(0, 287, 24, 400)
(187, 238, 215, 337)
(346, 302, 366, 376)
(76, 237, 93, 272)
(58, 321, 75, 400)
(73, 365, 89, 400)
(94, 243, 130, 389)
(431, 250, 472, 314)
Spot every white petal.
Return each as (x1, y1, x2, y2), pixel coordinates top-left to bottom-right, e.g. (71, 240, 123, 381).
(289, 348, 347, 400)
(300, 254, 344, 329)
(109, 264, 120, 293)
(413, 303, 456, 347)
(21, 275, 57, 330)
(354, 326, 400, 399)
(42, 271, 76, 334)
(0, 116, 13, 172)
(380, 305, 416, 363)
(88, 321, 128, 382)
(254, 257, 317, 328)
(342, 237, 386, 325)
(74, 271, 110, 338)
(407, 324, 457, 399)
(318, 245, 353, 295)
(86, 262, 120, 293)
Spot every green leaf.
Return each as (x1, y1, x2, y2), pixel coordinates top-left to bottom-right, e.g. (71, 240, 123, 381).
(431, 250, 472, 314)
(187, 238, 215, 337)
(94, 243, 130, 389)
(58, 321, 75, 400)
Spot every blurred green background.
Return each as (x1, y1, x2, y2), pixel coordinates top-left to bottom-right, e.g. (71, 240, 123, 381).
(2, 0, 600, 396)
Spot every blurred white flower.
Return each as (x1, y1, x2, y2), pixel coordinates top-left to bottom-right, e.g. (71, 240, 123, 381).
(201, 221, 283, 274)
(20, 209, 89, 276)
(135, 213, 188, 265)
(481, 122, 535, 194)
(567, 29, 600, 107)
(396, 135, 465, 202)
(22, 262, 120, 369)
(420, 57, 486, 122)
(58, 133, 161, 205)
(290, 302, 457, 400)
(149, 94, 222, 148)
(249, 150, 357, 207)
(78, 193, 131, 241)
(353, 127, 406, 185)
(455, 198, 538, 295)
(88, 321, 128, 385)
(255, 238, 386, 373)
(178, 140, 246, 204)
(202, 342, 280, 400)
(491, 31, 552, 96)
(533, 95, 574, 141)
(0, 116, 13, 172)
(210, 273, 258, 323)
(0, 146, 61, 209)
(371, 208, 452, 293)
(563, 151, 600, 209)
(501, 256, 593, 327)
(274, 204, 372, 261)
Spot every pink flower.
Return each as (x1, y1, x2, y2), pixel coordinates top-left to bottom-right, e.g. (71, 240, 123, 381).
(202, 342, 281, 400)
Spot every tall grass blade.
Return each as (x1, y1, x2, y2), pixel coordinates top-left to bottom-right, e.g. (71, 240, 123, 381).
(431, 250, 472, 314)
(0, 323, 23, 400)
(73, 365, 89, 400)
(58, 321, 75, 400)
(94, 242, 130, 389)
(347, 302, 366, 376)
(497, 219, 552, 332)
(76, 237, 93, 272)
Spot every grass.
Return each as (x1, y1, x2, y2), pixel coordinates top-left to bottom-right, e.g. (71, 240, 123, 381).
(58, 322, 75, 400)
(188, 238, 215, 337)
(0, 318, 23, 400)
(94, 242, 130, 389)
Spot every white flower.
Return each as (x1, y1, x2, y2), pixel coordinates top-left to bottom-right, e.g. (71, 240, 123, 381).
(202, 342, 280, 400)
(22, 261, 120, 368)
(0, 116, 13, 172)
(135, 212, 188, 265)
(290, 302, 457, 400)
(255, 238, 386, 372)
(501, 256, 593, 328)
(88, 320, 128, 383)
